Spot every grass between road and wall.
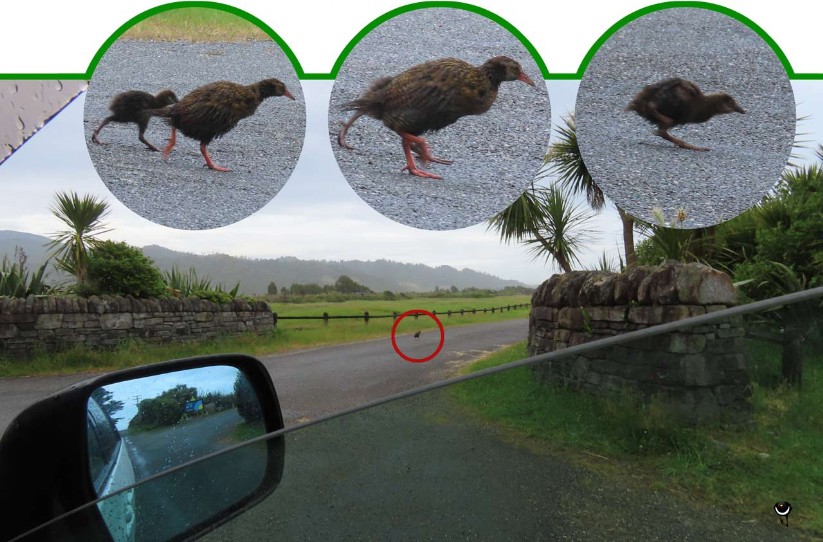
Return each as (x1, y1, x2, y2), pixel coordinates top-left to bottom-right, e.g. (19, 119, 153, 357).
(0, 296, 530, 377)
(122, 7, 269, 42)
(451, 340, 823, 537)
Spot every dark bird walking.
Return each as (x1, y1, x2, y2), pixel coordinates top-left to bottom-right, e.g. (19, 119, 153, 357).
(91, 89, 178, 151)
(414, 331, 421, 339)
(338, 56, 535, 179)
(148, 79, 295, 172)
(626, 77, 745, 151)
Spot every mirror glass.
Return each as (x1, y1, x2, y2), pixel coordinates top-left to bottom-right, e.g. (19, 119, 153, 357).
(87, 365, 265, 499)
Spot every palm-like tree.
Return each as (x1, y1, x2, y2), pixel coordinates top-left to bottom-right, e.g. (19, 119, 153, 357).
(488, 184, 596, 273)
(47, 191, 111, 286)
(545, 114, 637, 268)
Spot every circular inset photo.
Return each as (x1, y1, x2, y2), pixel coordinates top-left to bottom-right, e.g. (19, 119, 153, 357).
(84, 7, 305, 230)
(575, 7, 795, 229)
(330, 7, 551, 231)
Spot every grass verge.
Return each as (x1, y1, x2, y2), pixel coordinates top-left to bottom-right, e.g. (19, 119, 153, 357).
(451, 340, 823, 537)
(122, 8, 269, 42)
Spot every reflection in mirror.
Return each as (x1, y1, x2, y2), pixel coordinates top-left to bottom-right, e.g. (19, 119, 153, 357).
(87, 365, 264, 497)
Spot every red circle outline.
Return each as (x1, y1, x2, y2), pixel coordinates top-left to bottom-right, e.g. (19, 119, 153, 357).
(390, 309, 445, 363)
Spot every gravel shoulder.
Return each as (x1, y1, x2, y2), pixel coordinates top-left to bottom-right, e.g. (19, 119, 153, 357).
(575, 8, 794, 229)
(84, 40, 305, 230)
(329, 8, 551, 231)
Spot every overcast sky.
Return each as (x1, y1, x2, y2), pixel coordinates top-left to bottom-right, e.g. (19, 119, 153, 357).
(0, 2, 820, 287)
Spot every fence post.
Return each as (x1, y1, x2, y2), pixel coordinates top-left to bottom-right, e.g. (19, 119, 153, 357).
(392, 311, 398, 320)
(323, 312, 329, 325)
(447, 310, 451, 318)
(460, 309, 464, 316)
(364, 311, 370, 324)
(492, 307, 495, 314)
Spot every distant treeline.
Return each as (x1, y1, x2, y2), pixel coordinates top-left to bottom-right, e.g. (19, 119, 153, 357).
(261, 276, 534, 304)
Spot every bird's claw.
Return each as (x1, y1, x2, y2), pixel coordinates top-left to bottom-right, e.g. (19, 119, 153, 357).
(401, 165, 442, 179)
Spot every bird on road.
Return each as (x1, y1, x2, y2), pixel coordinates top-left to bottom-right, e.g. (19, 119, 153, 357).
(148, 79, 295, 172)
(338, 56, 535, 179)
(91, 89, 178, 151)
(626, 77, 745, 151)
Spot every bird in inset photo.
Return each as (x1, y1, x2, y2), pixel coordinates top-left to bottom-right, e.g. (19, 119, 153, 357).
(414, 330, 421, 339)
(148, 79, 295, 172)
(91, 89, 178, 151)
(338, 56, 535, 179)
(626, 77, 745, 151)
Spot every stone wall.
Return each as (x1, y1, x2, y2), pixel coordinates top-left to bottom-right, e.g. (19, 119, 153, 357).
(0, 295, 276, 358)
(529, 261, 751, 423)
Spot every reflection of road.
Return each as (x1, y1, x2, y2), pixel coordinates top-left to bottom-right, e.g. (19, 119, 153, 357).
(132, 441, 269, 542)
(122, 408, 266, 542)
(125, 409, 243, 480)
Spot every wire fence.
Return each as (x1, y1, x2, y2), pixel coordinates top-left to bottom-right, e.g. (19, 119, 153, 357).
(274, 303, 531, 325)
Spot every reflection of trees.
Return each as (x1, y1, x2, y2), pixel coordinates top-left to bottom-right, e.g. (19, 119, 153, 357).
(129, 384, 198, 430)
(90, 387, 125, 425)
(234, 373, 261, 423)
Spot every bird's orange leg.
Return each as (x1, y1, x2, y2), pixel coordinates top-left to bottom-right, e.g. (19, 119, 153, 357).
(400, 138, 442, 179)
(656, 128, 710, 152)
(400, 132, 453, 165)
(162, 127, 177, 160)
(200, 143, 230, 172)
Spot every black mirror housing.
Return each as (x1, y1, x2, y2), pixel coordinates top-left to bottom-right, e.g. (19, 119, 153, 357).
(0, 354, 284, 542)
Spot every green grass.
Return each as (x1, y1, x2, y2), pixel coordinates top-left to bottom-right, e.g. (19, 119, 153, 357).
(122, 8, 269, 42)
(0, 296, 530, 377)
(452, 340, 823, 537)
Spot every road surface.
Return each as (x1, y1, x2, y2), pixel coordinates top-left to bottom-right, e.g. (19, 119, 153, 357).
(0, 319, 528, 434)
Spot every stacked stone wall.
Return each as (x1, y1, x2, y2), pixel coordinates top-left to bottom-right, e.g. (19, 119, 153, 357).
(0, 295, 275, 358)
(529, 261, 750, 422)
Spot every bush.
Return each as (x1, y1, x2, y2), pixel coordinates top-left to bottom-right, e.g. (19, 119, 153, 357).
(85, 241, 166, 298)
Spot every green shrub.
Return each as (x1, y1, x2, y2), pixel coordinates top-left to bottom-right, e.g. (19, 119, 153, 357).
(85, 241, 166, 298)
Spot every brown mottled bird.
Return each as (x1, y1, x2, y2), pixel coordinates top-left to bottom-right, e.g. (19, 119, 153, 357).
(91, 89, 178, 151)
(626, 77, 745, 151)
(148, 79, 295, 172)
(338, 56, 535, 179)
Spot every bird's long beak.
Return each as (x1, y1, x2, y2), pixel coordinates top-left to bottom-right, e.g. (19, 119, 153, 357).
(284, 89, 296, 101)
(735, 104, 746, 114)
(518, 72, 536, 87)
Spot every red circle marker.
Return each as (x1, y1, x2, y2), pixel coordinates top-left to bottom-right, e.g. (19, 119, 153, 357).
(390, 309, 445, 363)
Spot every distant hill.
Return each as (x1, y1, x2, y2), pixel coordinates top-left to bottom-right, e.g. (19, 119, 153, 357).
(0, 230, 534, 295)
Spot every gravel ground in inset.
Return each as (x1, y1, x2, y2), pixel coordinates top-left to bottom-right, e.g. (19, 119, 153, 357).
(84, 40, 305, 230)
(576, 8, 794, 229)
(330, 8, 551, 231)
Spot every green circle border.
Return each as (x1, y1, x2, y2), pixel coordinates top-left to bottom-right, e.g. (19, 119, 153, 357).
(0, 1, 818, 80)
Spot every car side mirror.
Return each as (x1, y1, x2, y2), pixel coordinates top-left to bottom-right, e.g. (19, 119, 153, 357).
(0, 354, 285, 542)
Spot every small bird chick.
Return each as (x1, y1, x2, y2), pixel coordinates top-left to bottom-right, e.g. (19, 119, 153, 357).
(626, 77, 745, 151)
(91, 89, 178, 151)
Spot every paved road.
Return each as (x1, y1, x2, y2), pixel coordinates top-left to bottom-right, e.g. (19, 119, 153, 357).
(0, 319, 528, 434)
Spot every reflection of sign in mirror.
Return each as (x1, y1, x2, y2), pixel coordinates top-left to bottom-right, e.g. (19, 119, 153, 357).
(86, 365, 266, 493)
(184, 399, 204, 413)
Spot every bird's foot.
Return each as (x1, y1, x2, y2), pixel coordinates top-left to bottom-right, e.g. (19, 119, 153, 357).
(91, 136, 104, 145)
(207, 164, 231, 172)
(410, 142, 453, 165)
(401, 165, 442, 179)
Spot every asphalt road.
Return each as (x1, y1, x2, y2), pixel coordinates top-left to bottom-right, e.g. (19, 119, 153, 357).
(0, 318, 528, 435)
(199, 391, 802, 542)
